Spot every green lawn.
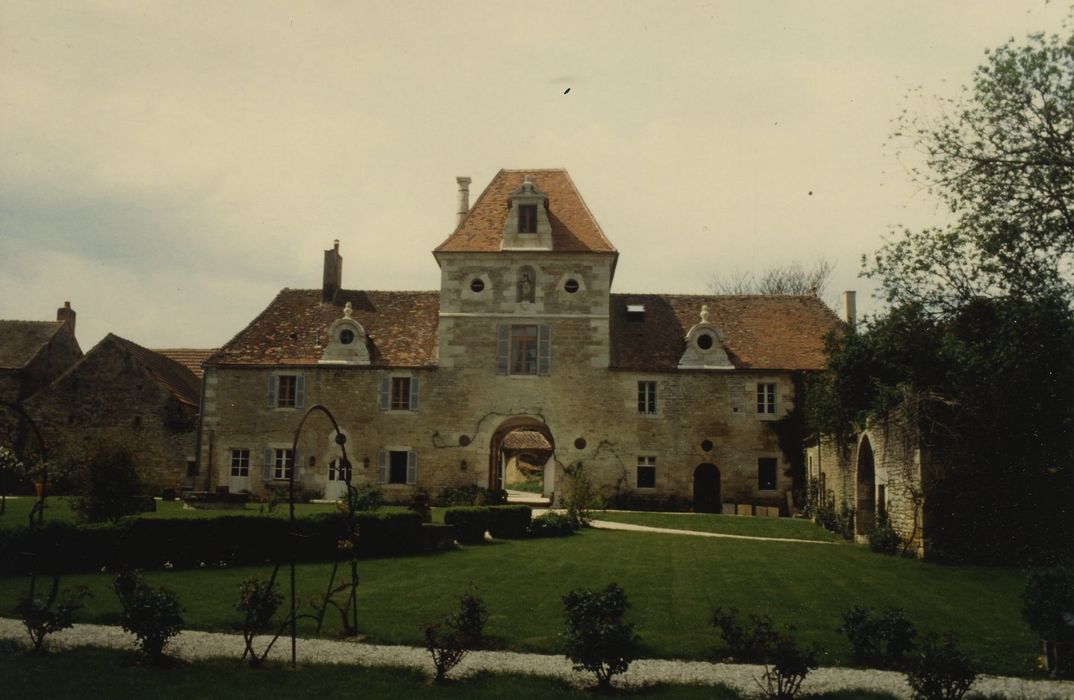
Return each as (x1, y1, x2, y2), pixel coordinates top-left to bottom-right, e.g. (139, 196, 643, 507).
(0, 646, 903, 700)
(0, 528, 1042, 678)
(593, 510, 843, 542)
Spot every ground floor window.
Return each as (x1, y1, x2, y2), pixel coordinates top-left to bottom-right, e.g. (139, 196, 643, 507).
(636, 456, 656, 489)
(230, 449, 250, 477)
(757, 457, 778, 491)
(379, 449, 416, 485)
(328, 458, 351, 483)
(273, 448, 294, 480)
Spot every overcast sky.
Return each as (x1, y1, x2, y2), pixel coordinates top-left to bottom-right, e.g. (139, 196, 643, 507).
(1, 1, 1069, 350)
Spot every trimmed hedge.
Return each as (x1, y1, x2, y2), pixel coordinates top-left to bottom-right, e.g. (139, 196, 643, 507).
(488, 505, 532, 539)
(527, 512, 577, 538)
(443, 506, 492, 544)
(0, 511, 424, 575)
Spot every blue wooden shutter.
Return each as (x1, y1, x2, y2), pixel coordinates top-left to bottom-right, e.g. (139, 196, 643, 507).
(266, 376, 277, 408)
(295, 375, 305, 409)
(377, 450, 387, 484)
(409, 377, 420, 411)
(496, 325, 509, 375)
(407, 451, 417, 485)
(538, 324, 551, 375)
(379, 377, 390, 410)
(263, 448, 273, 480)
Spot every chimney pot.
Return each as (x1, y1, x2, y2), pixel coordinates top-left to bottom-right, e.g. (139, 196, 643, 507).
(56, 301, 76, 336)
(456, 176, 472, 227)
(841, 291, 857, 327)
(323, 241, 343, 303)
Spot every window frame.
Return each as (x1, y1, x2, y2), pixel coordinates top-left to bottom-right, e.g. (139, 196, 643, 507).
(636, 455, 657, 489)
(229, 448, 250, 478)
(267, 373, 305, 409)
(273, 448, 295, 481)
(510, 325, 539, 375)
(518, 204, 538, 233)
(756, 382, 777, 416)
(637, 380, 657, 415)
(391, 377, 412, 410)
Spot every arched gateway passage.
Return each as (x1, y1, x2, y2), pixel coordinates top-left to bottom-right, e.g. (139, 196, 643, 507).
(488, 417, 556, 496)
(855, 435, 876, 536)
(693, 463, 721, 513)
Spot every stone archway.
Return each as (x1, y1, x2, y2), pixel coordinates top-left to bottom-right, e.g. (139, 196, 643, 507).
(488, 417, 555, 495)
(856, 435, 876, 536)
(693, 463, 721, 513)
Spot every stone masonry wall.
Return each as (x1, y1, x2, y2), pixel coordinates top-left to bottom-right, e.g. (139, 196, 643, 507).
(25, 347, 196, 493)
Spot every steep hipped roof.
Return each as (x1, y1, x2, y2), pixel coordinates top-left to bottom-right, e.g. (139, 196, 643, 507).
(102, 335, 202, 406)
(153, 349, 217, 379)
(0, 321, 69, 369)
(434, 169, 617, 254)
(207, 289, 440, 367)
(609, 294, 841, 371)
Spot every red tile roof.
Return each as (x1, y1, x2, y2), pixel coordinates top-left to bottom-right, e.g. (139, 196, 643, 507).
(103, 335, 201, 406)
(609, 294, 841, 371)
(434, 169, 617, 254)
(502, 430, 554, 451)
(0, 321, 68, 369)
(207, 289, 440, 368)
(153, 349, 217, 379)
(210, 289, 838, 372)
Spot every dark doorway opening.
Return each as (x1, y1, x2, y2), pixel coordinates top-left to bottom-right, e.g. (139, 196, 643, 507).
(693, 463, 721, 513)
(856, 436, 876, 536)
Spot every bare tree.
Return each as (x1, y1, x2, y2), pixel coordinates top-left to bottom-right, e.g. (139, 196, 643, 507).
(710, 260, 834, 298)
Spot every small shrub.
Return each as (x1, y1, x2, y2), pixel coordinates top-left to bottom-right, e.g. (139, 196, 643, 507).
(527, 512, 577, 538)
(73, 445, 147, 523)
(757, 627, 820, 699)
(448, 585, 489, 648)
(235, 568, 284, 667)
(840, 605, 916, 669)
(14, 574, 90, 652)
(422, 622, 466, 683)
(562, 582, 639, 690)
(1021, 566, 1074, 678)
(487, 505, 532, 539)
(439, 484, 505, 506)
(408, 488, 432, 523)
(114, 570, 183, 662)
(711, 607, 778, 662)
(443, 506, 491, 545)
(905, 633, 977, 700)
(420, 586, 489, 682)
(563, 464, 601, 527)
(868, 510, 902, 555)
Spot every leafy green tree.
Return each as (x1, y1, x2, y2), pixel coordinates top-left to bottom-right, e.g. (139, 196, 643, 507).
(562, 583, 639, 690)
(809, 22, 1074, 565)
(0, 445, 31, 516)
(870, 27, 1074, 311)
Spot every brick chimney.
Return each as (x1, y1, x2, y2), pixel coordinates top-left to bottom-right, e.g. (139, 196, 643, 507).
(322, 240, 342, 303)
(842, 291, 857, 327)
(56, 301, 76, 336)
(456, 176, 471, 227)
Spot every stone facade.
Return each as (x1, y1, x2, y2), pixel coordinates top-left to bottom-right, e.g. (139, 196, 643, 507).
(199, 169, 841, 511)
(25, 334, 200, 492)
(806, 405, 951, 555)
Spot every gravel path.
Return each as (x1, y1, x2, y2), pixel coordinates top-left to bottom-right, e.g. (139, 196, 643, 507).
(588, 519, 836, 544)
(2, 618, 1071, 699)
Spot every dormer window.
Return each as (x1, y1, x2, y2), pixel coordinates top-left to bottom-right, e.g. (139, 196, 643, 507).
(519, 205, 538, 233)
(678, 304, 734, 370)
(320, 302, 371, 365)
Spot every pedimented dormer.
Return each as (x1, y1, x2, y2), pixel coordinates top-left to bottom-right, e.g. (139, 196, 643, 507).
(320, 302, 371, 365)
(678, 305, 734, 370)
(502, 175, 553, 250)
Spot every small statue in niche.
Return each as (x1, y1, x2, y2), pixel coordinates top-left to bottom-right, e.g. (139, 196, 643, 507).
(518, 270, 535, 303)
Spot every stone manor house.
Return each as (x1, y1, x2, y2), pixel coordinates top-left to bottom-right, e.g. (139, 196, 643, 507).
(197, 169, 844, 511)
